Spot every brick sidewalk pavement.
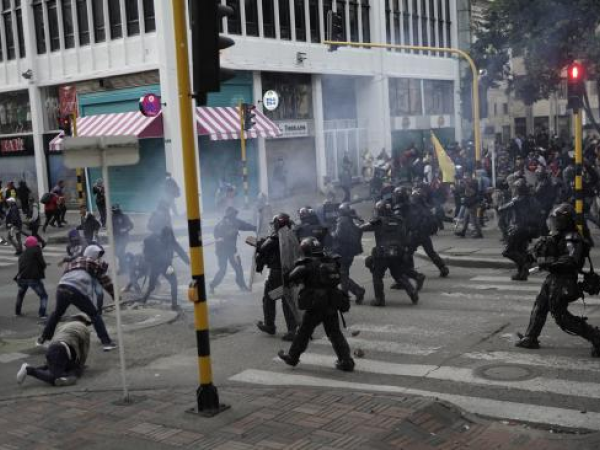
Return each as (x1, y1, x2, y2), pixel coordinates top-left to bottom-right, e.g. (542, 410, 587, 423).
(0, 385, 598, 450)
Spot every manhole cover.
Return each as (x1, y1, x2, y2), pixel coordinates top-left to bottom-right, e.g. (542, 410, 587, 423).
(474, 364, 539, 382)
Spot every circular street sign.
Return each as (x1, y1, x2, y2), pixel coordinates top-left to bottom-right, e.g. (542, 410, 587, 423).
(263, 90, 280, 112)
(139, 94, 162, 117)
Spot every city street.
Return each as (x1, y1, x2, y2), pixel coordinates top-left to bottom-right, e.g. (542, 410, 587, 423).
(2, 205, 600, 449)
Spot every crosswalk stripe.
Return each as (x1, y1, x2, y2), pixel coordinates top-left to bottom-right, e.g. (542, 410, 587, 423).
(291, 353, 600, 400)
(462, 351, 600, 373)
(0, 262, 14, 267)
(471, 275, 542, 284)
(348, 323, 444, 337)
(229, 369, 600, 431)
(314, 337, 440, 356)
(463, 284, 544, 293)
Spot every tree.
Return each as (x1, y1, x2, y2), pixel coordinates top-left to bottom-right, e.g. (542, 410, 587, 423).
(472, 0, 600, 128)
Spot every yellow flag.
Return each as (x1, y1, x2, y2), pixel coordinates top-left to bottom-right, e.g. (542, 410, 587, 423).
(431, 132, 455, 183)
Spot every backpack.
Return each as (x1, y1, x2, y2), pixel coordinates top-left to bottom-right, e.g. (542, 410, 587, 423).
(40, 192, 52, 204)
(316, 257, 341, 289)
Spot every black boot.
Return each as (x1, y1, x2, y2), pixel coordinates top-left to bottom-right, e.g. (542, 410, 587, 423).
(335, 358, 355, 372)
(515, 335, 540, 349)
(416, 273, 426, 291)
(257, 321, 276, 335)
(370, 297, 385, 307)
(278, 350, 299, 366)
(439, 266, 449, 278)
(355, 288, 365, 305)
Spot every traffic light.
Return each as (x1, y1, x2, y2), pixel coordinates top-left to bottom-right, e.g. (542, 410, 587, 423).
(190, 0, 236, 103)
(242, 103, 256, 131)
(58, 115, 72, 136)
(567, 62, 585, 112)
(326, 11, 344, 51)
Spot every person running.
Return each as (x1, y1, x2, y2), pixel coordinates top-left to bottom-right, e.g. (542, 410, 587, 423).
(14, 236, 48, 318)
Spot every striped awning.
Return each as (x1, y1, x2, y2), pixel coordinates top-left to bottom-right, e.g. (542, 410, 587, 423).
(49, 112, 163, 152)
(196, 107, 281, 141)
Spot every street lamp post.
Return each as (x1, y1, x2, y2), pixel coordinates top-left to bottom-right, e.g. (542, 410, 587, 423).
(323, 40, 482, 163)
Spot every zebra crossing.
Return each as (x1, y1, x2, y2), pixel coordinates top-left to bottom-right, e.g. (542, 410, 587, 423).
(229, 273, 600, 431)
(0, 243, 66, 268)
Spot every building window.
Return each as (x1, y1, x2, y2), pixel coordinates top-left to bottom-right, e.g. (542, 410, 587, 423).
(32, 0, 46, 53)
(62, 0, 75, 49)
(0, 90, 32, 135)
(77, 0, 90, 45)
(445, 0, 451, 47)
(429, 0, 436, 47)
(437, 0, 443, 45)
(421, 0, 428, 48)
(143, 0, 155, 32)
(0, 20, 2, 60)
(262, 0, 275, 37)
(361, 0, 370, 42)
(402, 0, 409, 45)
(46, 0, 60, 51)
(226, 0, 241, 35)
(16, 5, 24, 57)
(423, 80, 454, 115)
(3, 0, 15, 59)
(349, 0, 359, 42)
(245, 0, 258, 36)
(279, 0, 291, 40)
(309, 0, 319, 43)
(126, 0, 139, 35)
(92, 0, 105, 42)
(108, 0, 122, 39)
(389, 78, 422, 116)
(412, 0, 418, 46)
(294, 0, 306, 41)
(262, 72, 313, 120)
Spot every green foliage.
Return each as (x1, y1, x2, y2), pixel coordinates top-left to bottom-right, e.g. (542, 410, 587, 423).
(473, 0, 600, 105)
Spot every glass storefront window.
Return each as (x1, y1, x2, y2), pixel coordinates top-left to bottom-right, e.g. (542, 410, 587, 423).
(423, 80, 454, 115)
(261, 73, 313, 120)
(0, 90, 32, 135)
(389, 78, 422, 116)
(143, 0, 155, 32)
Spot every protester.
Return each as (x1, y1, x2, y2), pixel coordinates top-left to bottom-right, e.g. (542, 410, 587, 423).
(14, 236, 48, 317)
(5, 197, 23, 255)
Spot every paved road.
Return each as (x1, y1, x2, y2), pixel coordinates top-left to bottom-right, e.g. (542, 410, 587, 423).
(2, 211, 600, 436)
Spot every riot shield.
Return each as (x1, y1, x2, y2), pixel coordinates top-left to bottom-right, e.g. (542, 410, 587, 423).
(278, 226, 302, 323)
(248, 203, 273, 290)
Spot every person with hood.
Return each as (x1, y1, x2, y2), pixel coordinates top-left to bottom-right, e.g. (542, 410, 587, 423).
(5, 197, 23, 255)
(142, 226, 189, 311)
(37, 245, 117, 351)
(79, 212, 101, 244)
(147, 199, 172, 235)
(92, 179, 106, 227)
(112, 204, 134, 273)
(25, 200, 45, 247)
(42, 191, 59, 233)
(15, 236, 48, 317)
(17, 314, 91, 387)
(51, 180, 68, 226)
(209, 207, 255, 294)
(16, 180, 31, 215)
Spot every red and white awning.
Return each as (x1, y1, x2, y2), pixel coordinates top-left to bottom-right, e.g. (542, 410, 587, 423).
(196, 107, 281, 141)
(49, 112, 163, 152)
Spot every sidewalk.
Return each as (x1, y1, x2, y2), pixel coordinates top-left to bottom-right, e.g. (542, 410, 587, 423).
(0, 384, 597, 449)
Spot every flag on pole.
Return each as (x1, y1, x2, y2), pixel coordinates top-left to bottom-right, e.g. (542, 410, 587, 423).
(431, 132, 456, 183)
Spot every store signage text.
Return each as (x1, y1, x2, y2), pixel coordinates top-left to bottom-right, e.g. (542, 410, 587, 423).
(0, 135, 34, 156)
(277, 122, 309, 138)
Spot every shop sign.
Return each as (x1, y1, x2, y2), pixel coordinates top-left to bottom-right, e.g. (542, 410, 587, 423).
(139, 94, 162, 117)
(263, 90, 280, 112)
(0, 135, 34, 156)
(59, 86, 78, 116)
(277, 121, 309, 138)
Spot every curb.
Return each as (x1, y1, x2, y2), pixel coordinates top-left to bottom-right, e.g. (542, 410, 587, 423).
(415, 249, 514, 269)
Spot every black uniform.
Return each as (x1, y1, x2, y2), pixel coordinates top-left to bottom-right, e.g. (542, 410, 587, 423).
(255, 232, 298, 337)
(294, 214, 328, 243)
(534, 174, 557, 234)
(331, 211, 365, 303)
(500, 190, 543, 281)
(210, 210, 255, 292)
(279, 251, 354, 371)
(112, 207, 134, 274)
(361, 210, 418, 306)
(517, 228, 600, 355)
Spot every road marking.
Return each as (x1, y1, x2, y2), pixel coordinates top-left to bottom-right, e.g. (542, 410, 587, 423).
(471, 275, 542, 284)
(314, 337, 440, 356)
(230, 369, 600, 431)
(0, 352, 29, 363)
(464, 284, 543, 293)
(462, 351, 600, 373)
(289, 353, 600, 400)
(348, 323, 443, 337)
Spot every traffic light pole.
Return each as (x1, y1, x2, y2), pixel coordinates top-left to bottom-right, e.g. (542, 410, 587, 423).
(323, 40, 482, 163)
(574, 110, 584, 234)
(71, 113, 87, 217)
(238, 102, 250, 209)
(171, 0, 228, 416)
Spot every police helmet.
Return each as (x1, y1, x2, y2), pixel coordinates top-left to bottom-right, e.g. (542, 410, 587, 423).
(299, 237, 324, 256)
(338, 203, 352, 216)
(298, 206, 315, 220)
(393, 187, 409, 204)
(375, 200, 392, 216)
(272, 213, 291, 231)
(550, 203, 576, 232)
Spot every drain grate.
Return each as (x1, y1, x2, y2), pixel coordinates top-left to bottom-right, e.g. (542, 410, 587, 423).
(474, 363, 540, 382)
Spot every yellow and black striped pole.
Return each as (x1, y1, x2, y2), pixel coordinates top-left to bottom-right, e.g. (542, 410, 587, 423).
(239, 102, 249, 208)
(574, 110, 584, 234)
(172, 0, 228, 415)
(72, 113, 87, 218)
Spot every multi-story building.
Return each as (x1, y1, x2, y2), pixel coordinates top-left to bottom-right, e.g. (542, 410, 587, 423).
(0, 0, 462, 212)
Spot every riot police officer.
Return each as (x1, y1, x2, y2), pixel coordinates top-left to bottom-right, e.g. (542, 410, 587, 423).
(331, 203, 366, 304)
(256, 213, 298, 341)
(500, 179, 543, 281)
(294, 206, 328, 243)
(361, 201, 418, 306)
(516, 203, 600, 356)
(278, 237, 354, 371)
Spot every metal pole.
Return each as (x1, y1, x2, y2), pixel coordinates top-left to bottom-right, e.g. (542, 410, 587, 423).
(72, 114, 87, 218)
(323, 40, 482, 163)
(574, 110, 584, 234)
(171, 0, 228, 416)
(101, 144, 129, 402)
(239, 102, 249, 208)
(491, 145, 496, 188)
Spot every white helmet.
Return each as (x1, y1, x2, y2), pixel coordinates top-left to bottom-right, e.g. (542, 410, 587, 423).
(83, 244, 105, 260)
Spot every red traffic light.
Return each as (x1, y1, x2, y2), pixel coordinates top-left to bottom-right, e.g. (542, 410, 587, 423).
(568, 63, 584, 82)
